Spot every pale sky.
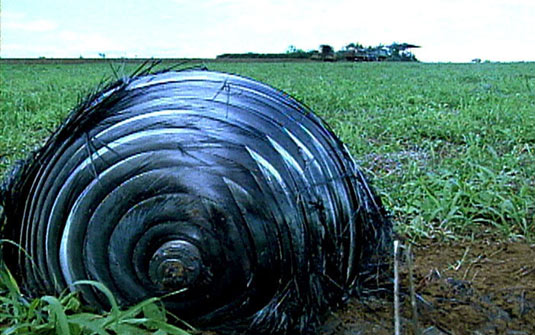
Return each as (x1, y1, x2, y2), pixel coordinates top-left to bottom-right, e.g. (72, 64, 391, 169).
(1, 0, 534, 62)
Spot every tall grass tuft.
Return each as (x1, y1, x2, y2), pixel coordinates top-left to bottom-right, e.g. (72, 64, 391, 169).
(0, 241, 192, 335)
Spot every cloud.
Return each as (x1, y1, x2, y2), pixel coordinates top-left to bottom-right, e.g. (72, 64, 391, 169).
(2, 11, 58, 32)
(5, 20, 58, 32)
(59, 31, 118, 50)
(2, 0, 533, 60)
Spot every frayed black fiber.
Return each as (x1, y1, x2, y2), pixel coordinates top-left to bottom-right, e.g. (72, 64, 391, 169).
(1, 66, 391, 335)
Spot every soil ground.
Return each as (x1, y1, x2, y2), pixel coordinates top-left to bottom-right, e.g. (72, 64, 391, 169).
(320, 240, 535, 335)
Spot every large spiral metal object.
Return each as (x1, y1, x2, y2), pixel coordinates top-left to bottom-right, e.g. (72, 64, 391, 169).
(1, 69, 391, 334)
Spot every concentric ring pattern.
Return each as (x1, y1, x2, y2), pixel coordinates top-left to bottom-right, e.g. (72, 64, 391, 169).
(1, 70, 390, 334)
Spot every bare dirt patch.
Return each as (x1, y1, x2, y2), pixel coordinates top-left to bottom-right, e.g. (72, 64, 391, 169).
(321, 240, 535, 335)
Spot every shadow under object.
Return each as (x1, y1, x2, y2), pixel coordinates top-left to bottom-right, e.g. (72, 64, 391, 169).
(0, 69, 391, 334)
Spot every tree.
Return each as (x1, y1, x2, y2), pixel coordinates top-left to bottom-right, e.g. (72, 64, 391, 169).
(344, 42, 363, 50)
(286, 45, 298, 54)
(319, 44, 334, 56)
(318, 44, 335, 61)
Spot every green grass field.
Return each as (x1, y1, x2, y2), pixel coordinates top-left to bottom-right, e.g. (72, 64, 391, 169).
(1, 61, 534, 333)
(2, 61, 534, 240)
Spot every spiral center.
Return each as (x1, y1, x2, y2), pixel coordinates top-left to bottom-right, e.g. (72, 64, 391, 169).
(149, 240, 202, 290)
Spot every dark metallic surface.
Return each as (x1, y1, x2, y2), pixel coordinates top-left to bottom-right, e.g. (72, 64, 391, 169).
(1, 69, 391, 334)
(149, 240, 203, 289)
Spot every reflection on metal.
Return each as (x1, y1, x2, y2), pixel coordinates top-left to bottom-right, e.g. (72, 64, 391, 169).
(1, 69, 391, 334)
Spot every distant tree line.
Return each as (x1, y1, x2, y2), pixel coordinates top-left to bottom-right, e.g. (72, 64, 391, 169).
(217, 42, 420, 62)
(216, 50, 316, 60)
